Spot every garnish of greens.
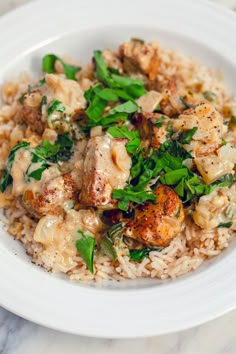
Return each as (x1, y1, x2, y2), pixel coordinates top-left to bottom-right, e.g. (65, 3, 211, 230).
(76, 230, 95, 273)
(218, 222, 233, 228)
(111, 134, 236, 211)
(84, 50, 147, 128)
(0, 133, 74, 190)
(0, 142, 29, 192)
(47, 100, 66, 116)
(42, 54, 81, 80)
(129, 247, 164, 262)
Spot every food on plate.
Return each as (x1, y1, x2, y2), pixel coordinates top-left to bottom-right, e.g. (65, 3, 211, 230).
(0, 38, 235, 281)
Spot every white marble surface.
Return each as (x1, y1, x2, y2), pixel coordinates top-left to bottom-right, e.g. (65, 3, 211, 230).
(1, 0, 236, 353)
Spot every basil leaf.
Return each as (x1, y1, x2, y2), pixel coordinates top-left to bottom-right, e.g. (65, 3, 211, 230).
(100, 237, 117, 261)
(48, 133, 74, 163)
(160, 168, 189, 185)
(109, 100, 138, 114)
(155, 116, 166, 127)
(107, 126, 141, 154)
(218, 222, 233, 228)
(0, 170, 13, 192)
(125, 84, 147, 99)
(129, 247, 164, 262)
(47, 100, 66, 116)
(111, 74, 144, 88)
(42, 54, 81, 80)
(34, 140, 60, 159)
(96, 88, 119, 101)
(112, 189, 156, 211)
(99, 113, 128, 127)
(86, 96, 107, 123)
(76, 230, 96, 274)
(93, 50, 111, 85)
(7, 142, 30, 172)
(179, 127, 198, 144)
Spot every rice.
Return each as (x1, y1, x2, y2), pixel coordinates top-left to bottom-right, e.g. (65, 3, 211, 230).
(0, 39, 235, 282)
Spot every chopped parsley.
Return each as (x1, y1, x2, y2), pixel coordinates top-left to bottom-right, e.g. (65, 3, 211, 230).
(129, 247, 164, 262)
(47, 100, 66, 116)
(178, 127, 198, 144)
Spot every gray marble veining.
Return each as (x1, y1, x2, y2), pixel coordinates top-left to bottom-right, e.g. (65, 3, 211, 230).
(1, 0, 236, 353)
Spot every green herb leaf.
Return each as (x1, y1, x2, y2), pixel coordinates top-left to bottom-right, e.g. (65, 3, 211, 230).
(0, 169, 13, 192)
(129, 247, 163, 262)
(107, 222, 124, 241)
(179, 96, 193, 109)
(42, 54, 81, 80)
(96, 88, 119, 101)
(107, 126, 141, 154)
(218, 222, 233, 228)
(100, 237, 117, 261)
(47, 100, 66, 116)
(112, 189, 156, 211)
(178, 127, 198, 144)
(7, 142, 30, 172)
(110, 74, 144, 88)
(99, 113, 128, 127)
(160, 168, 189, 185)
(48, 133, 74, 162)
(35, 140, 60, 159)
(76, 230, 96, 274)
(155, 116, 166, 127)
(109, 100, 138, 114)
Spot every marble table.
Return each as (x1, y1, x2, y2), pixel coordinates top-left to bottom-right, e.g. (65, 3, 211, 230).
(1, 0, 236, 353)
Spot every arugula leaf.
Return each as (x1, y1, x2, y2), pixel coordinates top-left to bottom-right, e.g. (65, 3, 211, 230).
(76, 230, 96, 274)
(109, 100, 138, 114)
(178, 127, 198, 144)
(112, 189, 156, 211)
(129, 247, 164, 262)
(100, 237, 117, 261)
(42, 54, 81, 80)
(0, 170, 13, 192)
(155, 116, 166, 127)
(47, 100, 66, 116)
(218, 222, 233, 228)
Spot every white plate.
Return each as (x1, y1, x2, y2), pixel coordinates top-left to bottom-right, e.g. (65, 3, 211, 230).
(0, 0, 236, 338)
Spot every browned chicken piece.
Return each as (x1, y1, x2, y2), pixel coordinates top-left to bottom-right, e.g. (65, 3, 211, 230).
(80, 135, 131, 209)
(119, 39, 159, 80)
(21, 91, 45, 135)
(134, 112, 169, 150)
(124, 185, 184, 247)
(23, 172, 79, 217)
(173, 103, 225, 157)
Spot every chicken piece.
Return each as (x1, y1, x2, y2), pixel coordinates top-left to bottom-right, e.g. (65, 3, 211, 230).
(119, 39, 159, 80)
(173, 103, 225, 157)
(124, 185, 184, 247)
(21, 91, 44, 135)
(195, 155, 234, 185)
(134, 112, 169, 150)
(136, 90, 163, 112)
(45, 74, 86, 114)
(23, 172, 79, 217)
(193, 185, 236, 229)
(80, 135, 131, 209)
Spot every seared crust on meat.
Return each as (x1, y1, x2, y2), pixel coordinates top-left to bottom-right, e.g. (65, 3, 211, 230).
(124, 185, 184, 247)
(23, 172, 79, 217)
(21, 91, 44, 135)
